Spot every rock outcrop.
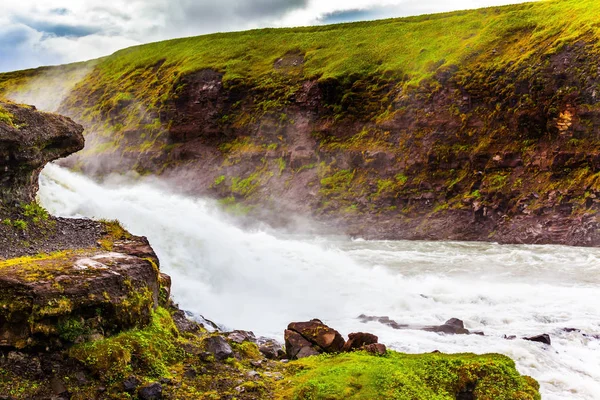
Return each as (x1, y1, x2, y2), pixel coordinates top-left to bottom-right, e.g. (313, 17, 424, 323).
(0, 236, 162, 350)
(285, 319, 387, 360)
(0, 101, 84, 206)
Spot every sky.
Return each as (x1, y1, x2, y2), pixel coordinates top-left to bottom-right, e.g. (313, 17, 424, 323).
(0, 0, 534, 73)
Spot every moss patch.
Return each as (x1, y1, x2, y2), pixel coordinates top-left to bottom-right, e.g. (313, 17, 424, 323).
(278, 351, 540, 400)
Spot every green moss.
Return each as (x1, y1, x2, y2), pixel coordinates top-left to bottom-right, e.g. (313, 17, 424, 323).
(58, 318, 88, 342)
(0, 105, 14, 126)
(69, 307, 183, 383)
(278, 351, 540, 400)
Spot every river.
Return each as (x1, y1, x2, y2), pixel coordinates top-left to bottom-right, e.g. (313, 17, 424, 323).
(39, 163, 600, 400)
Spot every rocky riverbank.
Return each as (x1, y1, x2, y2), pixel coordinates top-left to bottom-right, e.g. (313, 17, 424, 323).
(0, 101, 541, 399)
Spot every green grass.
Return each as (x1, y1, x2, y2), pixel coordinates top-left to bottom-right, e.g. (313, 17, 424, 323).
(69, 307, 183, 383)
(278, 351, 540, 400)
(2, 0, 599, 119)
(0, 105, 14, 126)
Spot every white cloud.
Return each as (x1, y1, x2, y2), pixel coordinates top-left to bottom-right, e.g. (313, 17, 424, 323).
(0, 0, 534, 72)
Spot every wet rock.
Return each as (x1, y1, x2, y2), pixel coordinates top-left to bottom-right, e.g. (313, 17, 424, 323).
(204, 336, 234, 360)
(358, 314, 408, 330)
(138, 382, 163, 400)
(123, 376, 141, 393)
(524, 334, 551, 345)
(228, 330, 256, 344)
(343, 332, 379, 352)
(284, 329, 320, 360)
(287, 319, 345, 353)
(172, 310, 202, 333)
(257, 337, 285, 360)
(362, 343, 387, 356)
(424, 318, 470, 335)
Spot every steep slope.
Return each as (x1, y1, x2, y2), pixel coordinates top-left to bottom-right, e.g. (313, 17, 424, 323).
(2, 0, 600, 244)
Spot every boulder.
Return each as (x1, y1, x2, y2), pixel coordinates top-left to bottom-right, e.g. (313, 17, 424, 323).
(287, 319, 345, 353)
(257, 337, 285, 360)
(524, 334, 551, 345)
(0, 236, 162, 350)
(423, 318, 470, 335)
(343, 332, 379, 352)
(123, 376, 141, 394)
(362, 343, 387, 356)
(284, 329, 320, 360)
(138, 383, 163, 400)
(204, 336, 233, 361)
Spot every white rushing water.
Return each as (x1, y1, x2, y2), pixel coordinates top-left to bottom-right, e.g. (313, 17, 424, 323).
(39, 164, 600, 400)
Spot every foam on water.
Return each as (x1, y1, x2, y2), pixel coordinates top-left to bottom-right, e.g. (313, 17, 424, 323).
(39, 164, 600, 400)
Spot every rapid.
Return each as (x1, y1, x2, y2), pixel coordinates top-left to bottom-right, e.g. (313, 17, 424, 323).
(39, 163, 600, 400)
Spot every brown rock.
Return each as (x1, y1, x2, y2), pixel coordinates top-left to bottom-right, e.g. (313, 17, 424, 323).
(0, 236, 162, 350)
(343, 332, 379, 352)
(0, 101, 84, 205)
(362, 343, 387, 356)
(287, 319, 345, 353)
(284, 329, 319, 360)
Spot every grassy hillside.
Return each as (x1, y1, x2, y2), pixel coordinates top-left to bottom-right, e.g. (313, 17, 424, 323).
(1, 0, 600, 244)
(2, 0, 598, 114)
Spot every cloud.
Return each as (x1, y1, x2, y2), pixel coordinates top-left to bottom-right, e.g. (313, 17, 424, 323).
(0, 0, 533, 73)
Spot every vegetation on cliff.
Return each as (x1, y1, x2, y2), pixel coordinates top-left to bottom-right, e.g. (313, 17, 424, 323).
(1, 0, 599, 244)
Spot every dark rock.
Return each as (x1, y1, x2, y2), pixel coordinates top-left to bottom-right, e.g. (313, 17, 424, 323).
(457, 382, 476, 400)
(199, 351, 213, 362)
(343, 332, 379, 352)
(362, 343, 387, 356)
(423, 318, 470, 335)
(0, 101, 84, 205)
(204, 336, 234, 360)
(123, 376, 141, 393)
(138, 383, 163, 400)
(50, 377, 68, 395)
(284, 329, 319, 360)
(257, 337, 285, 360)
(524, 334, 551, 345)
(3, 352, 43, 378)
(287, 319, 345, 353)
(358, 314, 408, 330)
(172, 310, 202, 333)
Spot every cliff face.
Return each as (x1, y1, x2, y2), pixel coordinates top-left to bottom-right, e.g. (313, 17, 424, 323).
(1, 0, 599, 246)
(0, 102, 84, 206)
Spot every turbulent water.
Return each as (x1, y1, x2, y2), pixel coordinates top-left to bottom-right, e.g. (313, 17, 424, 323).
(39, 164, 600, 400)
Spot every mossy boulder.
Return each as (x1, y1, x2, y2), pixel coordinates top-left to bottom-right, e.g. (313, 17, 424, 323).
(0, 235, 164, 350)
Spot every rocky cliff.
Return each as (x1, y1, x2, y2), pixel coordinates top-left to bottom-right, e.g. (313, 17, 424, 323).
(2, 1, 599, 245)
(0, 104, 542, 399)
